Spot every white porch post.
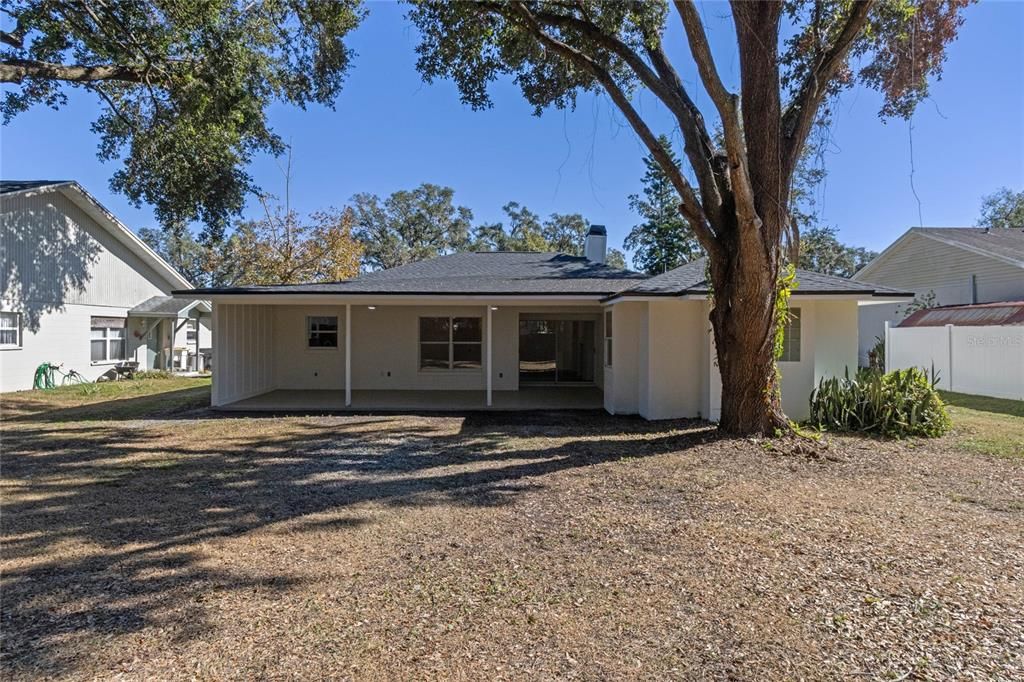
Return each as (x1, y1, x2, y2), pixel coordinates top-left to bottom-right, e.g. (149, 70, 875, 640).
(486, 305, 493, 407)
(345, 304, 352, 407)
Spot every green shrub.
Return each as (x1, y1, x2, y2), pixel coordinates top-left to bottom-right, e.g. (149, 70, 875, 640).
(134, 370, 175, 380)
(809, 367, 952, 438)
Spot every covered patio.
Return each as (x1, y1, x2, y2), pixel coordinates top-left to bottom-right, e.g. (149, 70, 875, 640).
(218, 386, 604, 412)
(208, 298, 607, 413)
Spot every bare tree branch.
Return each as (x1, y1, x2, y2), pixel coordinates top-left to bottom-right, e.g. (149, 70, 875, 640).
(505, 1, 722, 258)
(781, 0, 876, 173)
(675, 0, 759, 233)
(480, 1, 724, 231)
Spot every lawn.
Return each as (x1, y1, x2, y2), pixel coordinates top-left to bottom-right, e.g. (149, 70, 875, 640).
(1, 382, 1021, 680)
(941, 391, 1024, 458)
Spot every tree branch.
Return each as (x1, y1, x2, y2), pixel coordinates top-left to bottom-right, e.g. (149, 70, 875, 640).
(0, 59, 150, 84)
(506, 2, 722, 259)
(481, 1, 724, 230)
(781, 0, 876, 173)
(674, 0, 759, 232)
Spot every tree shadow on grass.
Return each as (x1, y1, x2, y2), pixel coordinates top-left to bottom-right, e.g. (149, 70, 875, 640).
(3, 386, 212, 422)
(1, 409, 719, 677)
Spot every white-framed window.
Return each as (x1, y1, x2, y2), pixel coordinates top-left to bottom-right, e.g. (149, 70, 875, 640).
(0, 311, 22, 349)
(419, 316, 482, 370)
(307, 316, 339, 348)
(604, 310, 613, 367)
(779, 308, 801, 362)
(90, 317, 127, 362)
(185, 319, 198, 342)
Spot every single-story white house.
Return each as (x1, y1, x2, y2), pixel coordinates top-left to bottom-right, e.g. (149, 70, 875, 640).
(175, 227, 911, 421)
(853, 226, 1024, 366)
(1, 180, 212, 392)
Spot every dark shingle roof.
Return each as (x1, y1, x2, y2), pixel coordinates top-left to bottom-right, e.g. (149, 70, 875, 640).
(177, 252, 910, 299)
(0, 180, 71, 195)
(182, 252, 647, 297)
(614, 258, 912, 298)
(912, 227, 1024, 266)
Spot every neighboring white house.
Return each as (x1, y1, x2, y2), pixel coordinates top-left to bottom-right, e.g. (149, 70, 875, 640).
(853, 227, 1024, 365)
(1, 180, 212, 392)
(175, 227, 910, 421)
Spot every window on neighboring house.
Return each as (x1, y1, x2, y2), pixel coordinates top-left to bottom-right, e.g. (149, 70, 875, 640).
(186, 319, 198, 343)
(779, 308, 801, 362)
(307, 316, 339, 348)
(419, 316, 482, 370)
(604, 310, 613, 366)
(0, 311, 22, 349)
(90, 317, 127, 362)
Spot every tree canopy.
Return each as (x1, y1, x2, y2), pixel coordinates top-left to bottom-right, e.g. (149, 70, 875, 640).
(473, 202, 626, 267)
(1, 0, 364, 235)
(798, 226, 877, 278)
(351, 183, 473, 270)
(978, 187, 1024, 229)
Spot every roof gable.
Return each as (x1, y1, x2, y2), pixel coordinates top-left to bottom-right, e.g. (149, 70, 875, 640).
(855, 227, 1024, 283)
(1, 180, 195, 291)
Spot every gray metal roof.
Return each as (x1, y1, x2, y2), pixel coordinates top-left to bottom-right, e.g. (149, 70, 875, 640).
(129, 296, 207, 317)
(614, 258, 913, 298)
(0, 180, 71, 195)
(176, 252, 910, 299)
(913, 227, 1024, 266)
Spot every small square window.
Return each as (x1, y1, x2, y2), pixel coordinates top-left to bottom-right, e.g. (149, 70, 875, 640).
(1, 311, 22, 348)
(90, 317, 127, 362)
(308, 316, 339, 348)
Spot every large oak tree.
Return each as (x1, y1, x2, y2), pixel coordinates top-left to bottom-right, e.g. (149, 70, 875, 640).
(1, 0, 364, 236)
(408, 0, 971, 434)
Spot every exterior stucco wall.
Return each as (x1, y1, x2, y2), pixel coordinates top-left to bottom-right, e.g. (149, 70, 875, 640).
(638, 300, 705, 420)
(252, 303, 604, 395)
(604, 301, 643, 415)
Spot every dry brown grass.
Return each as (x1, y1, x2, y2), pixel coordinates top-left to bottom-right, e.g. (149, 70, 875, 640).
(2, 386, 1022, 680)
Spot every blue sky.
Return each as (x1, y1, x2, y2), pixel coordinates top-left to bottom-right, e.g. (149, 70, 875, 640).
(2, 1, 1022, 255)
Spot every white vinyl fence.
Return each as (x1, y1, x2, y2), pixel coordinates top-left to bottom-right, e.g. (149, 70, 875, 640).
(885, 323, 1024, 400)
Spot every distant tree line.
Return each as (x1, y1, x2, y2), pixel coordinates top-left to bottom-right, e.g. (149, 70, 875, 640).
(143, 183, 626, 287)
(143, 170, 1022, 288)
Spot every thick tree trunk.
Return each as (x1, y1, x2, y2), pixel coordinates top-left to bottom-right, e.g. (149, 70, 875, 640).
(706, 228, 789, 435)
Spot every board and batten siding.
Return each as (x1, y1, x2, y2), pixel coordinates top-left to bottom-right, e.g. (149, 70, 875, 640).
(212, 304, 274, 406)
(1, 190, 177, 312)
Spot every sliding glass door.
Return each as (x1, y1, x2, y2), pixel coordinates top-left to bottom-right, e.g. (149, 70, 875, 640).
(519, 319, 596, 384)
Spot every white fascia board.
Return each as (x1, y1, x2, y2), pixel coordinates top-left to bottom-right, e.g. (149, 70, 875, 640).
(179, 293, 608, 306)
(602, 295, 686, 305)
(56, 183, 196, 291)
